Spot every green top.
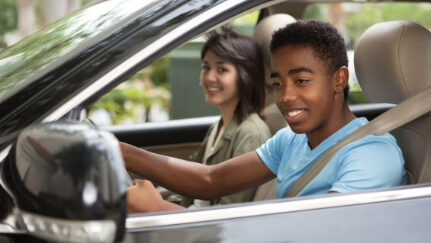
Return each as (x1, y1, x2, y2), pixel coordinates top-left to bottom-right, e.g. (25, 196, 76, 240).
(189, 113, 271, 206)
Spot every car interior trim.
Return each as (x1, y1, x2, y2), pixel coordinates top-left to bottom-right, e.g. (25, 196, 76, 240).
(0, 211, 22, 234)
(0, 145, 19, 234)
(0, 146, 13, 197)
(126, 185, 431, 230)
(103, 116, 220, 132)
(0, 145, 10, 164)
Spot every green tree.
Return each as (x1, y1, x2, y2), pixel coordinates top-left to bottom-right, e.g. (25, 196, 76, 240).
(0, 0, 17, 43)
(346, 3, 431, 48)
(82, 0, 93, 5)
(150, 56, 170, 88)
(303, 4, 326, 20)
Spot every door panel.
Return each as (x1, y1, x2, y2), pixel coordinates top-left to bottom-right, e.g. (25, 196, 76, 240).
(145, 143, 201, 160)
(104, 116, 218, 159)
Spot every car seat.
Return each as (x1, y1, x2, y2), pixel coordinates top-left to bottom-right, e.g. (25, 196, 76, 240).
(253, 13, 295, 135)
(355, 21, 431, 183)
(252, 14, 295, 201)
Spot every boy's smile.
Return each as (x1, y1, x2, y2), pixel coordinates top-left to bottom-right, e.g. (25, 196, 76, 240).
(271, 45, 352, 147)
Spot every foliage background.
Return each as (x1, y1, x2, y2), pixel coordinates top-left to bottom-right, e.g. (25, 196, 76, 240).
(0, 0, 17, 47)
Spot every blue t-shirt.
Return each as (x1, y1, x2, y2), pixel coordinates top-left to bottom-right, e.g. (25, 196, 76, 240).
(256, 117, 406, 198)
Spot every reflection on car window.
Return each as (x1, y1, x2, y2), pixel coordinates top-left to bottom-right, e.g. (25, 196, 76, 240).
(304, 2, 431, 104)
(88, 11, 260, 125)
(0, 0, 160, 103)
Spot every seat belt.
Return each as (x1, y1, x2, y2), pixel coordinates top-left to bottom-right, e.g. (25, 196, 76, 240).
(288, 85, 431, 197)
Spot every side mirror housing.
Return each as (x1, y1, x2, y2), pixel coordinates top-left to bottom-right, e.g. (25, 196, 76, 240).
(2, 121, 129, 242)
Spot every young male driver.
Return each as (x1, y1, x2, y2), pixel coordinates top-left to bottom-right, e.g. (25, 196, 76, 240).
(122, 20, 406, 213)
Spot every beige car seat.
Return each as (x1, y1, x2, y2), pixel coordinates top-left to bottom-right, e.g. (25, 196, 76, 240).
(254, 13, 295, 135)
(252, 14, 295, 201)
(355, 21, 431, 183)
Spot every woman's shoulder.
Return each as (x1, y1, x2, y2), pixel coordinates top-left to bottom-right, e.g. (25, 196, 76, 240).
(236, 113, 271, 137)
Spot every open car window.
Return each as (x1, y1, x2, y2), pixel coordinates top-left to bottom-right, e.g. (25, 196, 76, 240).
(90, 1, 431, 217)
(88, 2, 431, 127)
(87, 11, 260, 126)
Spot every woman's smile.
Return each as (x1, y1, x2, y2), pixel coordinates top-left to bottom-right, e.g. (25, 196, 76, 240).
(206, 85, 223, 94)
(200, 50, 239, 109)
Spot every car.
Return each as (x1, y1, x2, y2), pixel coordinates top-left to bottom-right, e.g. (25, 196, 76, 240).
(1, 0, 431, 242)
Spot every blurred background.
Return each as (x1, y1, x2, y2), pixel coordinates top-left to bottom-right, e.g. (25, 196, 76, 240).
(1, 1, 430, 125)
(0, 0, 93, 47)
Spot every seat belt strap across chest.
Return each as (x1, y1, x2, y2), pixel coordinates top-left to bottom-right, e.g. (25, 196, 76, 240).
(288, 84, 431, 197)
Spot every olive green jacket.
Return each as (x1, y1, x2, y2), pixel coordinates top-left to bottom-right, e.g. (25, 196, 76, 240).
(189, 113, 271, 206)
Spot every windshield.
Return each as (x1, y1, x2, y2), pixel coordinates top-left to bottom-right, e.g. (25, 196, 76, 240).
(0, 0, 159, 103)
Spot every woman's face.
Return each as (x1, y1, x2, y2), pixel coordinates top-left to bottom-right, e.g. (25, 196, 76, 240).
(200, 50, 240, 110)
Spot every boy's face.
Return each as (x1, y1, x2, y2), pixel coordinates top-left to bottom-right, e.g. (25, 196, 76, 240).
(270, 45, 341, 136)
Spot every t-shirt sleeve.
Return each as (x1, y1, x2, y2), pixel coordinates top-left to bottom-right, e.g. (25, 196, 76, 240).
(256, 128, 290, 175)
(330, 138, 405, 193)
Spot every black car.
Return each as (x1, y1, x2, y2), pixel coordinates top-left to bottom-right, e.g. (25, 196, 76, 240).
(1, 0, 431, 242)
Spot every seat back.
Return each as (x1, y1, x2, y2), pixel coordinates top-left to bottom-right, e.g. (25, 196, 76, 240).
(355, 21, 431, 183)
(253, 14, 295, 135)
(252, 14, 295, 201)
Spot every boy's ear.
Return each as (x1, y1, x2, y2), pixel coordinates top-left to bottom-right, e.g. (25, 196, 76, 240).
(333, 66, 349, 93)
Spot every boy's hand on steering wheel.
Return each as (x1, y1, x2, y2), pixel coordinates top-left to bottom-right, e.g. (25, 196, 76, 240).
(127, 179, 185, 213)
(127, 179, 164, 213)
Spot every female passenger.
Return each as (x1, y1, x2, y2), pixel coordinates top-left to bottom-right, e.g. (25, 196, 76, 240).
(128, 28, 271, 212)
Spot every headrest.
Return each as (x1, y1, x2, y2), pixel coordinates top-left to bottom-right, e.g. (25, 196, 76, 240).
(354, 21, 431, 104)
(253, 14, 296, 90)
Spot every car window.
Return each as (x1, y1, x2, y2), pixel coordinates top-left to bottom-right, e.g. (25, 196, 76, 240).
(304, 2, 431, 104)
(89, 2, 431, 126)
(88, 11, 260, 125)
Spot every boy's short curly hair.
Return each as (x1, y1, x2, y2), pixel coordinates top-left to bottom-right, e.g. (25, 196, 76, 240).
(270, 20, 349, 99)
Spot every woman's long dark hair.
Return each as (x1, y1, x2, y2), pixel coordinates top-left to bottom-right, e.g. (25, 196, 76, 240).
(201, 27, 265, 123)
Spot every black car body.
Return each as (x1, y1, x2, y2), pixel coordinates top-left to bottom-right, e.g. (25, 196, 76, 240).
(1, 0, 431, 242)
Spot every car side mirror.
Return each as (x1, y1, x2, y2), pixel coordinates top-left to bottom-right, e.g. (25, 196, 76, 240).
(2, 121, 129, 242)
